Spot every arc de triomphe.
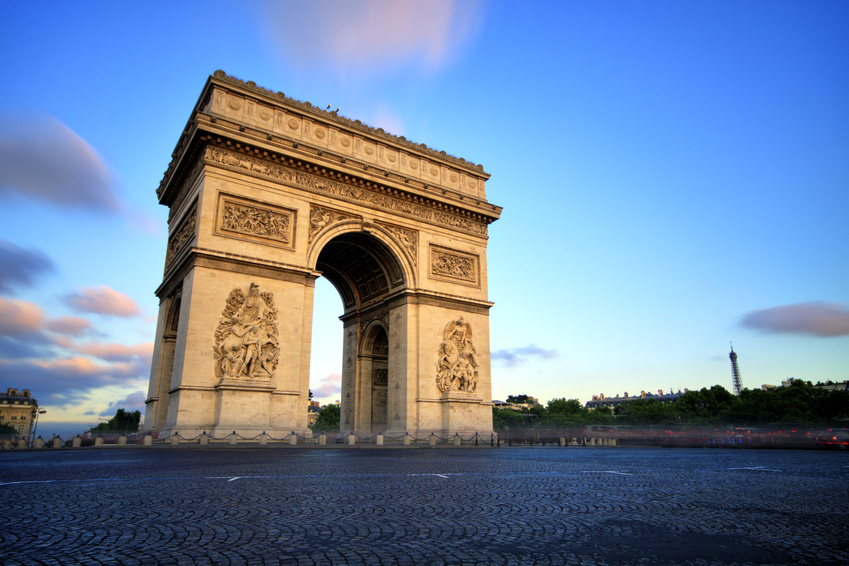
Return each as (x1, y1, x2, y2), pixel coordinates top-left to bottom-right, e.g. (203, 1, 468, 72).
(144, 71, 502, 437)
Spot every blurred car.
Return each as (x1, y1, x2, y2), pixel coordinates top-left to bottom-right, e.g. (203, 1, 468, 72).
(815, 429, 849, 450)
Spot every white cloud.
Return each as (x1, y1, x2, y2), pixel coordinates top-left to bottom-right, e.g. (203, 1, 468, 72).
(741, 302, 849, 338)
(262, 0, 485, 78)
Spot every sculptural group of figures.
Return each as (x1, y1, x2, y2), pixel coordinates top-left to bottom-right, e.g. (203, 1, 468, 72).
(213, 283, 280, 379)
(436, 317, 479, 393)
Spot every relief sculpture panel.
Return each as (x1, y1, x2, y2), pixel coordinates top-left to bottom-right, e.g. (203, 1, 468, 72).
(213, 283, 279, 380)
(436, 317, 479, 394)
(216, 193, 295, 249)
(429, 245, 479, 286)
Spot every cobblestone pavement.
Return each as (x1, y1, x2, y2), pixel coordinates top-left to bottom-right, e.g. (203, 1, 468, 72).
(1, 447, 847, 566)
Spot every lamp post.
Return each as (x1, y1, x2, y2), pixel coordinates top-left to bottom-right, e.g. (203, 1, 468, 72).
(30, 408, 46, 448)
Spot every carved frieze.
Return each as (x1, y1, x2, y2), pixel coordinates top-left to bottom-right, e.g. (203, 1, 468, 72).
(205, 146, 488, 236)
(309, 205, 357, 242)
(436, 317, 479, 394)
(165, 203, 197, 270)
(213, 283, 279, 380)
(214, 192, 295, 249)
(377, 222, 418, 268)
(429, 245, 479, 286)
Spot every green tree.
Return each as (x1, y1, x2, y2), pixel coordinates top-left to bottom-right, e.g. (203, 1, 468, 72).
(492, 408, 525, 430)
(506, 394, 532, 404)
(0, 422, 17, 435)
(90, 409, 141, 434)
(311, 404, 341, 432)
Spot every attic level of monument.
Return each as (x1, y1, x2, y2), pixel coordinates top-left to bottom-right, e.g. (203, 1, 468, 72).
(157, 71, 502, 230)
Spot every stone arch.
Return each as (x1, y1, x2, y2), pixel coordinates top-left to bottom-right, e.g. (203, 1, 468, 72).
(145, 72, 500, 438)
(358, 322, 389, 434)
(310, 227, 410, 313)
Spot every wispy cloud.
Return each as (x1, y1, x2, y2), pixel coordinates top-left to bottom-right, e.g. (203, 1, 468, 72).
(0, 239, 55, 293)
(46, 316, 94, 337)
(741, 302, 849, 338)
(0, 297, 45, 336)
(492, 344, 559, 368)
(262, 0, 485, 78)
(0, 112, 121, 212)
(76, 342, 153, 363)
(65, 286, 142, 318)
(312, 372, 341, 399)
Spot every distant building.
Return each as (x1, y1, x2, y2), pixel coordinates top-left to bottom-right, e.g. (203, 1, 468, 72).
(585, 389, 686, 411)
(492, 397, 540, 411)
(0, 388, 38, 437)
(307, 400, 321, 426)
(813, 380, 849, 392)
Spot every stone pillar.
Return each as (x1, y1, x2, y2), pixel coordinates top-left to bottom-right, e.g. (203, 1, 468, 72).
(52, 437, 62, 449)
(171, 434, 180, 446)
(200, 432, 209, 445)
(259, 432, 267, 446)
(72, 437, 82, 448)
(34, 437, 44, 449)
(118, 436, 127, 446)
(319, 434, 327, 445)
(94, 437, 104, 447)
(453, 435, 461, 446)
(144, 435, 153, 446)
(348, 434, 356, 445)
(289, 433, 297, 446)
(376, 434, 384, 446)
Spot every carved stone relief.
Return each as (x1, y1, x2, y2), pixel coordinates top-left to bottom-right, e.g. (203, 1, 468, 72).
(165, 203, 197, 270)
(309, 205, 357, 242)
(373, 368, 388, 386)
(429, 246, 479, 286)
(215, 193, 295, 249)
(377, 222, 418, 268)
(213, 283, 279, 380)
(206, 146, 488, 235)
(436, 317, 479, 394)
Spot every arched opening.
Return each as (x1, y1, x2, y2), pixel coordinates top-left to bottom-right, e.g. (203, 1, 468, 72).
(310, 230, 408, 434)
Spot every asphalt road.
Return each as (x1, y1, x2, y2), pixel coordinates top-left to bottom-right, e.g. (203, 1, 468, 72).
(1, 446, 847, 565)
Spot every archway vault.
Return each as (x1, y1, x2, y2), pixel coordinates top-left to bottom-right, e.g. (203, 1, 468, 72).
(144, 71, 501, 438)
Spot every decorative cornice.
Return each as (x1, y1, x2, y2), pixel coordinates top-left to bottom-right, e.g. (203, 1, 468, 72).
(211, 70, 485, 173)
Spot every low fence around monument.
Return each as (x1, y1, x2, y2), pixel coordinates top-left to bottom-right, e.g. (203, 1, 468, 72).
(1, 426, 828, 450)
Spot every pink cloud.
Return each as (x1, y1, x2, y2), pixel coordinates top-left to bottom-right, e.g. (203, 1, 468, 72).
(312, 372, 341, 399)
(263, 0, 485, 77)
(47, 316, 93, 336)
(0, 112, 120, 211)
(741, 302, 849, 338)
(65, 286, 141, 318)
(0, 297, 44, 336)
(76, 342, 153, 363)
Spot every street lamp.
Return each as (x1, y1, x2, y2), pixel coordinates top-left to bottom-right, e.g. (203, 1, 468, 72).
(30, 408, 46, 448)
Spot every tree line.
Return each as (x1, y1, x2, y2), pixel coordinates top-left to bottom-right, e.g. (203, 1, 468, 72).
(494, 380, 849, 430)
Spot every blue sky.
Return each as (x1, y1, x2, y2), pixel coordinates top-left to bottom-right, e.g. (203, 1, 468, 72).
(1, 1, 846, 437)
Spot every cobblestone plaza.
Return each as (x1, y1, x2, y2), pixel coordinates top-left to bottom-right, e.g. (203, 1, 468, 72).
(1, 447, 847, 565)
